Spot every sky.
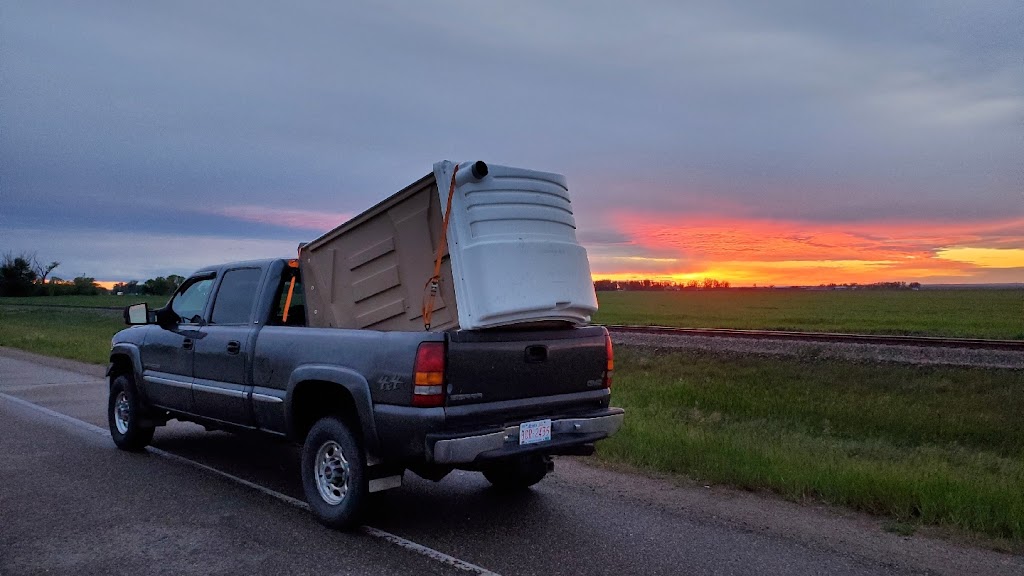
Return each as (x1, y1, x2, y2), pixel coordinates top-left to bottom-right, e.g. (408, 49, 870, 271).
(2, 1, 1022, 287)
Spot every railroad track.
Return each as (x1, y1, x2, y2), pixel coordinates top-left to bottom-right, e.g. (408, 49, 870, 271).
(605, 325, 1024, 352)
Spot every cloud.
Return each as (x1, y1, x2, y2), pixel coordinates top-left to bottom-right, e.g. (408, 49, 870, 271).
(1, 2, 1020, 284)
(208, 206, 351, 231)
(6, 227, 298, 282)
(936, 247, 1024, 268)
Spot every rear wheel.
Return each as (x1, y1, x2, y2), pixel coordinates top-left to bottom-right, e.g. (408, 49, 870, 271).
(301, 416, 367, 529)
(482, 454, 551, 490)
(107, 374, 155, 451)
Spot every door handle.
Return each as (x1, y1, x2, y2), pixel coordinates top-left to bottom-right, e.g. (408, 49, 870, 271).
(182, 338, 194, 351)
(226, 341, 241, 355)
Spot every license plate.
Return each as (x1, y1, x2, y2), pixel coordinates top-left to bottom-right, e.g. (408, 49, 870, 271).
(519, 419, 552, 445)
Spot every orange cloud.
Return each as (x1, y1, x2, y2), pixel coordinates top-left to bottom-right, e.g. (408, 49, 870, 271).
(589, 214, 1024, 285)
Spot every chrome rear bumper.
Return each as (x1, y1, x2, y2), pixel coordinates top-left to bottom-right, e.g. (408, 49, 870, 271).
(431, 409, 624, 464)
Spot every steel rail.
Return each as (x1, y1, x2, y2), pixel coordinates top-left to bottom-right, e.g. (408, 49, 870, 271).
(605, 325, 1024, 352)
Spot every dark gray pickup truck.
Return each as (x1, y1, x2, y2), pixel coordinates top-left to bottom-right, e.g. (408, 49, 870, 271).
(108, 257, 623, 528)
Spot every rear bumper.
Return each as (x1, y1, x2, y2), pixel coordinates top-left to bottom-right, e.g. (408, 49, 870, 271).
(429, 408, 624, 464)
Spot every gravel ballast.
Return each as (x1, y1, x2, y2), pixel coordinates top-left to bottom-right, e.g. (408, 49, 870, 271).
(611, 332, 1024, 370)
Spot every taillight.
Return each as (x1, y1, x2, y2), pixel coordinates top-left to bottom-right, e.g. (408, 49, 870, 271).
(603, 334, 614, 389)
(413, 342, 446, 407)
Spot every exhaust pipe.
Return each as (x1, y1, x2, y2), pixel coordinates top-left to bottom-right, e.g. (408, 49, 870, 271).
(454, 160, 488, 186)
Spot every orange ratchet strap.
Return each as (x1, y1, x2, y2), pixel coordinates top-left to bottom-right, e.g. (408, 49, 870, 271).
(422, 163, 460, 330)
(281, 275, 296, 323)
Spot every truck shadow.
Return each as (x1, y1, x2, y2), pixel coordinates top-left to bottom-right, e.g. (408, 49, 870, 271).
(149, 424, 556, 535)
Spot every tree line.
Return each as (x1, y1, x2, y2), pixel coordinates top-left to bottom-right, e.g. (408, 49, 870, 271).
(0, 251, 184, 297)
(111, 276, 185, 296)
(816, 281, 922, 290)
(595, 279, 926, 291)
(594, 278, 731, 291)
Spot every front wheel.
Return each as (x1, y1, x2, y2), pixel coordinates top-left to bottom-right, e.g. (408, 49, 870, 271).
(107, 374, 155, 451)
(482, 454, 551, 490)
(301, 416, 367, 529)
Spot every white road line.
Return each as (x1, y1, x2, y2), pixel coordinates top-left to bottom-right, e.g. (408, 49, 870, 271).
(0, 381, 103, 392)
(0, 392, 502, 576)
(0, 392, 108, 436)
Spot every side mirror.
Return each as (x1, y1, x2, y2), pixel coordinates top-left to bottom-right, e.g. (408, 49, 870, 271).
(124, 303, 151, 325)
(154, 306, 179, 328)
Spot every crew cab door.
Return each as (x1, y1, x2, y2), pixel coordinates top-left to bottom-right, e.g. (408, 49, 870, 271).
(191, 266, 264, 426)
(140, 275, 215, 412)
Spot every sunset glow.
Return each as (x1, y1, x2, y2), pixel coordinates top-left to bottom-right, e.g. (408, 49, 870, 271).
(589, 215, 1024, 286)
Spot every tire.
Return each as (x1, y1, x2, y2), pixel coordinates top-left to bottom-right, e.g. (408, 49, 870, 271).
(108, 373, 155, 451)
(301, 416, 367, 529)
(482, 454, 551, 490)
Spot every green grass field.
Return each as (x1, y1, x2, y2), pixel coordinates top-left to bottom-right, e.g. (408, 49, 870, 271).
(4, 289, 1022, 339)
(0, 306, 126, 364)
(1, 304, 1021, 544)
(599, 346, 1024, 543)
(593, 289, 1024, 339)
(0, 294, 168, 309)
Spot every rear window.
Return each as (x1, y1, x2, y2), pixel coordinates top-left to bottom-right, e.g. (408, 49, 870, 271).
(211, 268, 263, 325)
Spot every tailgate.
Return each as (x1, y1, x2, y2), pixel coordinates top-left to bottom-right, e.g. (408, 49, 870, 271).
(444, 325, 609, 406)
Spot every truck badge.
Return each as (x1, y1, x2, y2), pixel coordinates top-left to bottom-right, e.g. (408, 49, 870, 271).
(377, 375, 404, 392)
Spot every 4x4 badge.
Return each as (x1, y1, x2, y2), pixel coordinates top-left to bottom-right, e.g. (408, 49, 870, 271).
(377, 375, 404, 391)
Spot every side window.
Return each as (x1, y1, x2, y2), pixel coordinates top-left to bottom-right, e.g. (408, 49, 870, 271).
(171, 277, 215, 324)
(269, 267, 306, 326)
(210, 268, 263, 325)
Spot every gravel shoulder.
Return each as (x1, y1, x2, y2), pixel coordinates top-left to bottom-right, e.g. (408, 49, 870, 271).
(611, 332, 1024, 369)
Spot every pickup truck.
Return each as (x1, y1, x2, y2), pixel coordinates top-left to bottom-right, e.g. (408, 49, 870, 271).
(108, 257, 623, 528)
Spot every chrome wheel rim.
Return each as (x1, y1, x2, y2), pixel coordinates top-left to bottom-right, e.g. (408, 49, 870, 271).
(114, 391, 130, 434)
(314, 440, 349, 505)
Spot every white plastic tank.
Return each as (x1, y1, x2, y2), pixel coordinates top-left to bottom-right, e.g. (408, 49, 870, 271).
(433, 160, 599, 330)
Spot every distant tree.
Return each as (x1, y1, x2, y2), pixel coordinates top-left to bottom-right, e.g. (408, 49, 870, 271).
(112, 280, 143, 295)
(143, 276, 181, 296)
(35, 260, 60, 285)
(72, 276, 105, 296)
(0, 252, 39, 296)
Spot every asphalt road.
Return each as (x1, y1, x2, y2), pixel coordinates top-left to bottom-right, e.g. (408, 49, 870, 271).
(1, 348, 1020, 576)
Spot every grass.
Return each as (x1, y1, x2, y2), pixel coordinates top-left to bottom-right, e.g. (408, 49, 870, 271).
(593, 289, 1024, 339)
(0, 294, 168, 309)
(0, 306, 126, 364)
(598, 346, 1024, 542)
(6, 290, 1022, 339)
